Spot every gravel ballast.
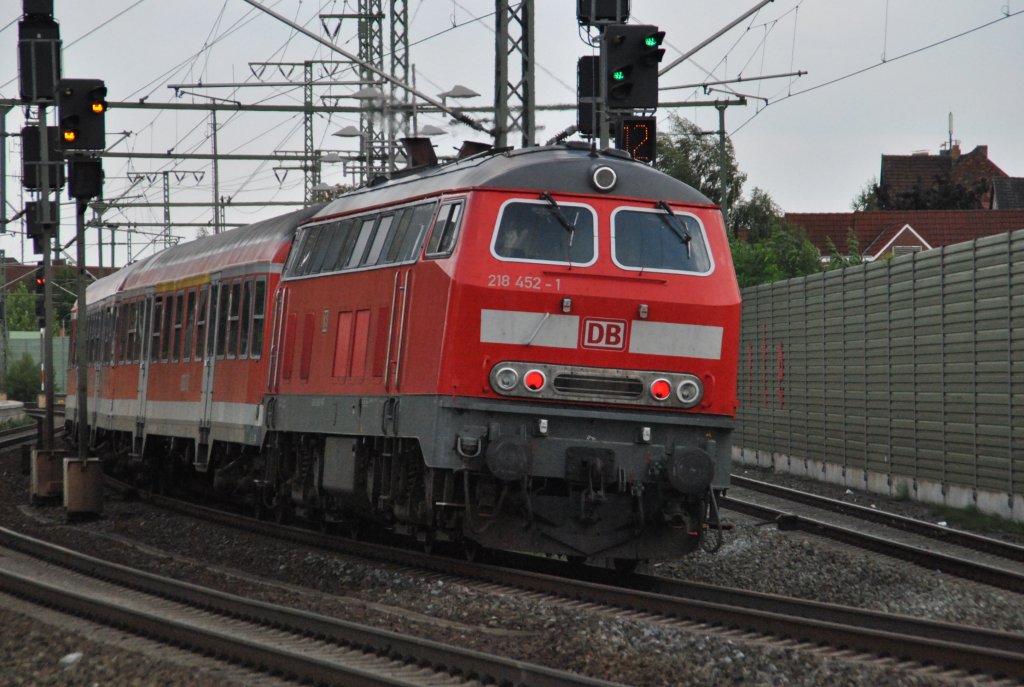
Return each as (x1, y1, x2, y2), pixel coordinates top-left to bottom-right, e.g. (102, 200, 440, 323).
(2, 447, 1021, 686)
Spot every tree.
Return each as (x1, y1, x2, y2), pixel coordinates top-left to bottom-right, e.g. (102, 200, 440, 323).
(851, 176, 881, 211)
(655, 114, 746, 221)
(5, 352, 39, 402)
(5, 281, 38, 332)
(730, 187, 781, 242)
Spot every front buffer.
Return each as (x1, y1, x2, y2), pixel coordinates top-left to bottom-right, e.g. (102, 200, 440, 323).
(442, 395, 732, 562)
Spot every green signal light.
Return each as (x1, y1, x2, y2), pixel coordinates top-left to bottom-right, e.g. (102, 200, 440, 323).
(612, 69, 626, 81)
(644, 36, 659, 47)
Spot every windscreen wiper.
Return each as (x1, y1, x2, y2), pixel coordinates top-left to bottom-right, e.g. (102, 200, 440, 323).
(656, 200, 692, 259)
(540, 192, 576, 246)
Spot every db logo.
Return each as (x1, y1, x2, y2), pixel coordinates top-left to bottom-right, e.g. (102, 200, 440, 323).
(581, 318, 628, 350)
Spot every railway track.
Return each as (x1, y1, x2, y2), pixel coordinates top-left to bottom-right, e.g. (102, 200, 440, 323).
(0, 527, 622, 687)
(103, 481, 1024, 683)
(723, 474, 1024, 593)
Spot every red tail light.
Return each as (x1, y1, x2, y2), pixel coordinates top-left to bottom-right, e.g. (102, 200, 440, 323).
(523, 369, 546, 392)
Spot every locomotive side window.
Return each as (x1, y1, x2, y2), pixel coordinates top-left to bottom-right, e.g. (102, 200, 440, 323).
(290, 227, 321, 276)
(345, 217, 378, 268)
(612, 208, 713, 275)
(364, 214, 394, 265)
(323, 219, 356, 272)
(305, 226, 336, 275)
(491, 200, 596, 265)
(425, 201, 464, 258)
(386, 202, 435, 263)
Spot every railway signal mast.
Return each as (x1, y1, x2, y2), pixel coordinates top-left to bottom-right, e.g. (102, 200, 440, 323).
(57, 77, 107, 457)
(576, 0, 663, 163)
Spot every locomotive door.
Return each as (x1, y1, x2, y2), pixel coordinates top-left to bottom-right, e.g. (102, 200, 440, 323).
(384, 268, 412, 392)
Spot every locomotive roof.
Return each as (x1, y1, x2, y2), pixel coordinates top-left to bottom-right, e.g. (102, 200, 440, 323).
(313, 144, 713, 220)
(84, 205, 322, 307)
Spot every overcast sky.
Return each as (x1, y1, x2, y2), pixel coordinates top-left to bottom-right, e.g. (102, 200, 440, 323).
(2, 0, 1022, 267)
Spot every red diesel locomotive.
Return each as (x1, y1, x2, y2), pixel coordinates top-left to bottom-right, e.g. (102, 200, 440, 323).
(67, 143, 741, 564)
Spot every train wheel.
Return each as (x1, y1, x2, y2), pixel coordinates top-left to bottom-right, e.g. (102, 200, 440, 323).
(273, 499, 293, 525)
(612, 558, 640, 573)
(422, 532, 436, 555)
(463, 540, 481, 562)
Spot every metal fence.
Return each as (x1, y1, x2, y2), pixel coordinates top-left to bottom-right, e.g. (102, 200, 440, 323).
(735, 229, 1024, 522)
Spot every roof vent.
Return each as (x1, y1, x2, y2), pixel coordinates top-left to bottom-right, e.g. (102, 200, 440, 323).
(399, 137, 438, 168)
(457, 141, 493, 160)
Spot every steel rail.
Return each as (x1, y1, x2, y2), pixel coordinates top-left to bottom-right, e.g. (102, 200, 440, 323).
(729, 473, 1024, 562)
(721, 494, 1024, 594)
(102, 482, 1024, 682)
(0, 527, 622, 687)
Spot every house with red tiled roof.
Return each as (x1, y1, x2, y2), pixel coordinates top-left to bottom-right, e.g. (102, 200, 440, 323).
(785, 210, 1024, 262)
(879, 144, 1009, 209)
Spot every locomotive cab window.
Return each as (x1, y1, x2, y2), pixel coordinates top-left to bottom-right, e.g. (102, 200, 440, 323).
(492, 199, 596, 265)
(611, 207, 713, 275)
(425, 200, 464, 258)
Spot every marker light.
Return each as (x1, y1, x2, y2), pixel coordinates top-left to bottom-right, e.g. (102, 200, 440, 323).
(650, 378, 672, 401)
(523, 369, 547, 392)
(676, 377, 703, 408)
(494, 366, 519, 391)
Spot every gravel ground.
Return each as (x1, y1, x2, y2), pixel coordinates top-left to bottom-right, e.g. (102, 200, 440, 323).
(2, 445, 1022, 686)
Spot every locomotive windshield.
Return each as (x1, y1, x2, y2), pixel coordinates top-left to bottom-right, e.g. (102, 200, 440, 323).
(492, 200, 596, 265)
(612, 208, 712, 274)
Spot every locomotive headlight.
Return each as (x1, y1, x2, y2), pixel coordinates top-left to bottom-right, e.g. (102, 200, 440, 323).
(676, 376, 703, 408)
(590, 164, 617, 192)
(494, 366, 519, 392)
(650, 378, 672, 401)
(523, 369, 547, 392)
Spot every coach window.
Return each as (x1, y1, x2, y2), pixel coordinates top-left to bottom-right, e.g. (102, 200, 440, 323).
(492, 200, 596, 265)
(251, 278, 267, 359)
(161, 294, 174, 362)
(345, 216, 378, 268)
(127, 303, 138, 364)
(216, 283, 231, 358)
(107, 306, 117, 365)
(151, 297, 163, 363)
(172, 291, 184, 362)
(611, 208, 712, 275)
(183, 289, 196, 361)
(226, 281, 242, 359)
(425, 201, 464, 258)
(239, 279, 253, 358)
(196, 286, 209, 360)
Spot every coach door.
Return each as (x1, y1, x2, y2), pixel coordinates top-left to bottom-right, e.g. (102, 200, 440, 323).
(135, 294, 153, 446)
(198, 278, 220, 461)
